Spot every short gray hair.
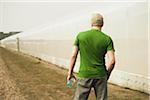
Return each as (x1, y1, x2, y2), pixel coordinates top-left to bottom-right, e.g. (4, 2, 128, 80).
(91, 13, 103, 26)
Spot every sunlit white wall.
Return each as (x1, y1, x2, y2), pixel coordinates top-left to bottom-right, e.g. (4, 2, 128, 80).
(0, 2, 149, 94)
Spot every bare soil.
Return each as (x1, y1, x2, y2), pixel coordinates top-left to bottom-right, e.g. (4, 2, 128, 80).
(0, 47, 149, 100)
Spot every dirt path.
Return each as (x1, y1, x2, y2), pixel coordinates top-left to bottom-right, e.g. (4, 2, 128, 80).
(0, 51, 26, 100)
(0, 47, 149, 100)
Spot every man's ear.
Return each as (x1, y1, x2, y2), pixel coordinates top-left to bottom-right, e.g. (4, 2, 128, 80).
(101, 21, 104, 27)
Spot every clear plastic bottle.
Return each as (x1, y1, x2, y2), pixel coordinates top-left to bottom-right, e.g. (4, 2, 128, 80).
(67, 77, 76, 88)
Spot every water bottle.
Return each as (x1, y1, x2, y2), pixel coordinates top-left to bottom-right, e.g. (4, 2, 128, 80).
(67, 77, 76, 88)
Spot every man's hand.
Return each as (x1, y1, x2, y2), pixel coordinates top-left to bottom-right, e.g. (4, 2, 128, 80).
(67, 73, 72, 81)
(106, 70, 111, 80)
(67, 46, 79, 81)
(67, 72, 76, 81)
(106, 50, 115, 80)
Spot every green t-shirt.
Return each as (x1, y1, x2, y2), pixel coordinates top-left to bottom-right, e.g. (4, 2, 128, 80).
(74, 28, 115, 78)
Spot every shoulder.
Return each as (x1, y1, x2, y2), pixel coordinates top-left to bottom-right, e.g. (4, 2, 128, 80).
(77, 30, 90, 38)
(77, 29, 92, 37)
(79, 29, 92, 34)
(101, 31, 112, 40)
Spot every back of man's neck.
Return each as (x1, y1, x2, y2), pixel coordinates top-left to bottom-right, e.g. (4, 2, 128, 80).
(92, 26, 102, 31)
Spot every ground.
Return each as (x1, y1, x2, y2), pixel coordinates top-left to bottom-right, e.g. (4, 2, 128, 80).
(0, 47, 149, 100)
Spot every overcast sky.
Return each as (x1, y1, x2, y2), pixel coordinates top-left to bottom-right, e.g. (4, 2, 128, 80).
(0, 1, 147, 32)
(0, 2, 110, 32)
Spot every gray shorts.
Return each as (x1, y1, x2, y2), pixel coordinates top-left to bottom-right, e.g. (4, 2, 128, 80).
(73, 75, 108, 100)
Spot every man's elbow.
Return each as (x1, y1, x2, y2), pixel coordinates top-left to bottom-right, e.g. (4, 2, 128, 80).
(71, 55, 77, 60)
(111, 58, 116, 65)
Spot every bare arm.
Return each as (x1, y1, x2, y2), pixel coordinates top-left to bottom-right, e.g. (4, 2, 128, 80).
(67, 46, 79, 81)
(106, 50, 116, 80)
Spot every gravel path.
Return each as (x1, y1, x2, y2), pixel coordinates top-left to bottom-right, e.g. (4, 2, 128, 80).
(0, 47, 149, 100)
